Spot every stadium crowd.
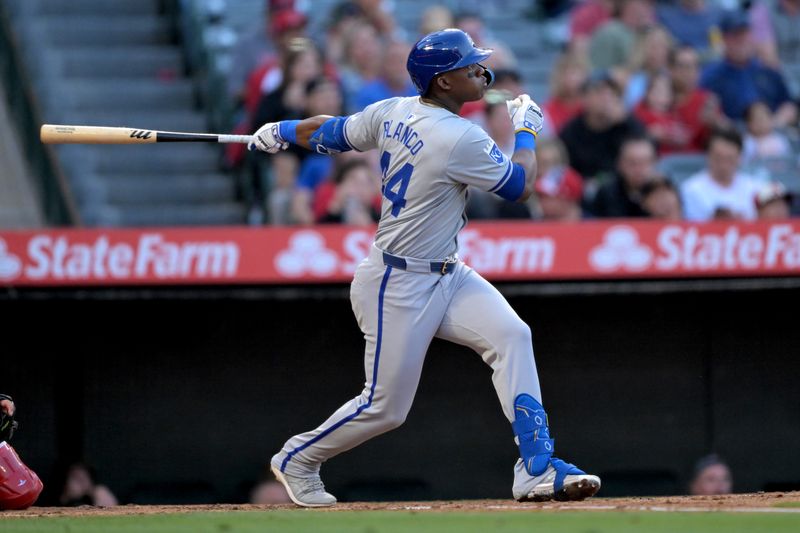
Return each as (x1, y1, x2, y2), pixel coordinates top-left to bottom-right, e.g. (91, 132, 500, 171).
(222, 0, 799, 225)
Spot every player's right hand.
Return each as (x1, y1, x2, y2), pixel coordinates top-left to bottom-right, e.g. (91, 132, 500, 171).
(249, 122, 289, 153)
(506, 94, 544, 137)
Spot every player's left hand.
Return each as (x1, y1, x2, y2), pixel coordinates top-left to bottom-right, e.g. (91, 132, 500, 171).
(249, 122, 289, 153)
(506, 94, 544, 137)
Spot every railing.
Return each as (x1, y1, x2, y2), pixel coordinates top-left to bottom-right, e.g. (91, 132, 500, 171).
(0, 2, 80, 226)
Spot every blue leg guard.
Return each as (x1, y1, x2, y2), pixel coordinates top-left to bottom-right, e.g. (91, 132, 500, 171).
(512, 394, 554, 476)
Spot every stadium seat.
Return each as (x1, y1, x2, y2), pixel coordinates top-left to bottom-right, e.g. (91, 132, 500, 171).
(656, 153, 708, 186)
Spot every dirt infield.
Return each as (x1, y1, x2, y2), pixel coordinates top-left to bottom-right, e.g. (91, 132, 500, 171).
(2, 492, 799, 518)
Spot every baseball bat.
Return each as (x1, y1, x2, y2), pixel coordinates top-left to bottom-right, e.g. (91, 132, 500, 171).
(40, 124, 254, 145)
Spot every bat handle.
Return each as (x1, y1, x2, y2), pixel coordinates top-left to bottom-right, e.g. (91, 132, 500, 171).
(217, 135, 255, 144)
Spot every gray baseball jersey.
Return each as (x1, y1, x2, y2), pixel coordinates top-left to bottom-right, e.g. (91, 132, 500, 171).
(344, 96, 517, 259)
(272, 96, 543, 495)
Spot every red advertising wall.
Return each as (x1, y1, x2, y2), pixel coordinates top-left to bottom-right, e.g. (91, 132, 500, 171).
(0, 220, 798, 286)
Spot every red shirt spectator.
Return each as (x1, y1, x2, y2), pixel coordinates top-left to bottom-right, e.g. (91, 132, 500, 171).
(633, 74, 692, 155)
(672, 89, 718, 152)
(544, 99, 584, 134)
(543, 53, 588, 133)
(668, 45, 728, 153)
(570, 0, 613, 39)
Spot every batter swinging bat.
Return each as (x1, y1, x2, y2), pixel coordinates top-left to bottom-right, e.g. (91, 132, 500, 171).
(40, 124, 254, 145)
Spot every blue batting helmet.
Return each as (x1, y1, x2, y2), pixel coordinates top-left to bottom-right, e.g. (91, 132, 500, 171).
(407, 28, 493, 95)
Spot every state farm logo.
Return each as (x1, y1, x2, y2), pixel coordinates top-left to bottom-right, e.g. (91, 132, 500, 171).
(590, 226, 652, 272)
(589, 224, 800, 273)
(460, 229, 554, 272)
(7, 233, 240, 281)
(0, 238, 22, 280)
(275, 231, 338, 277)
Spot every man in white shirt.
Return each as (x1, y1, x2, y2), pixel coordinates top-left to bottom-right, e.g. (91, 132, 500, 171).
(681, 128, 762, 221)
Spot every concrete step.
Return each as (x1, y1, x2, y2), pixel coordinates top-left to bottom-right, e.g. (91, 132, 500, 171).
(99, 173, 236, 205)
(37, 15, 172, 46)
(83, 202, 247, 227)
(58, 46, 183, 78)
(29, 0, 160, 16)
(81, 143, 221, 174)
(63, 79, 196, 111)
(65, 110, 208, 137)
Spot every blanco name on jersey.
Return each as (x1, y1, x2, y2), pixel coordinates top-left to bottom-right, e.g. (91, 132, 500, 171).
(344, 96, 517, 259)
(382, 120, 424, 155)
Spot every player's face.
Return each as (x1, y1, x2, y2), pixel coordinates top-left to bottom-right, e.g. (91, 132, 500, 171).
(452, 63, 490, 102)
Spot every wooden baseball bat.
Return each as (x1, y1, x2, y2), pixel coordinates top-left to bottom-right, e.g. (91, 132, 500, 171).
(40, 124, 254, 145)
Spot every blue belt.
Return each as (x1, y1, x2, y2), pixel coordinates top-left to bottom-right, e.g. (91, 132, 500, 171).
(382, 251, 457, 275)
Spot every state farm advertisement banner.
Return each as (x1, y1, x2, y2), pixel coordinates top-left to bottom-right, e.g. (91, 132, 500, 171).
(0, 220, 798, 286)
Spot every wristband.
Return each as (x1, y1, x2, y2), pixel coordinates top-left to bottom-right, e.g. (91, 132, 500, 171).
(514, 130, 536, 152)
(278, 120, 301, 144)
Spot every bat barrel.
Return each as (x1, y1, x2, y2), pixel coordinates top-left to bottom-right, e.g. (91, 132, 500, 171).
(40, 125, 158, 144)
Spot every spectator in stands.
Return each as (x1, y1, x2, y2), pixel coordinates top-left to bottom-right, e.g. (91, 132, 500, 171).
(316, 159, 381, 225)
(689, 454, 733, 496)
(324, 0, 396, 66)
(700, 10, 798, 127)
(656, 0, 722, 58)
(355, 40, 416, 110)
(532, 137, 585, 221)
(588, 0, 655, 71)
(455, 11, 517, 69)
(242, 10, 310, 113)
(586, 134, 657, 218)
(339, 23, 383, 113)
(641, 176, 684, 220)
(681, 128, 762, 221)
(252, 39, 324, 132)
(742, 101, 793, 163)
(625, 25, 673, 109)
(750, 0, 800, 67)
(669, 45, 728, 153)
(339, 0, 396, 37)
(543, 52, 589, 134)
(493, 69, 526, 101)
(250, 39, 324, 224)
(569, 0, 614, 56)
(57, 462, 118, 507)
(560, 69, 647, 181)
(755, 181, 794, 219)
(634, 73, 693, 154)
(290, 78, 346, 225)
(224, 8, 311, 172)
(227, 1, 301, 103)
(418, 5, 455, 38)
(485, 91, 515, 155)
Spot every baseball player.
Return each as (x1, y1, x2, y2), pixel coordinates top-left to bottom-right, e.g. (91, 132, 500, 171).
(1, 394, 44, 510)
(250, 28, 601, 507)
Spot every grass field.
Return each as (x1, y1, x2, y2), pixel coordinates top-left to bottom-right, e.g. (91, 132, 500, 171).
(2, 509, 800, 533)
(3, 499, 800, 533)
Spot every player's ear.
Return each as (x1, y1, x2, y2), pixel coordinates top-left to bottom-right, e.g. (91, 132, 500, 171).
(435, 73, 452, 92)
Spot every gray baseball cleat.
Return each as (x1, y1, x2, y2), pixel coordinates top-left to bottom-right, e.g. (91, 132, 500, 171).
(513, 458, 601, 502)
(270, 461, 337, 508)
